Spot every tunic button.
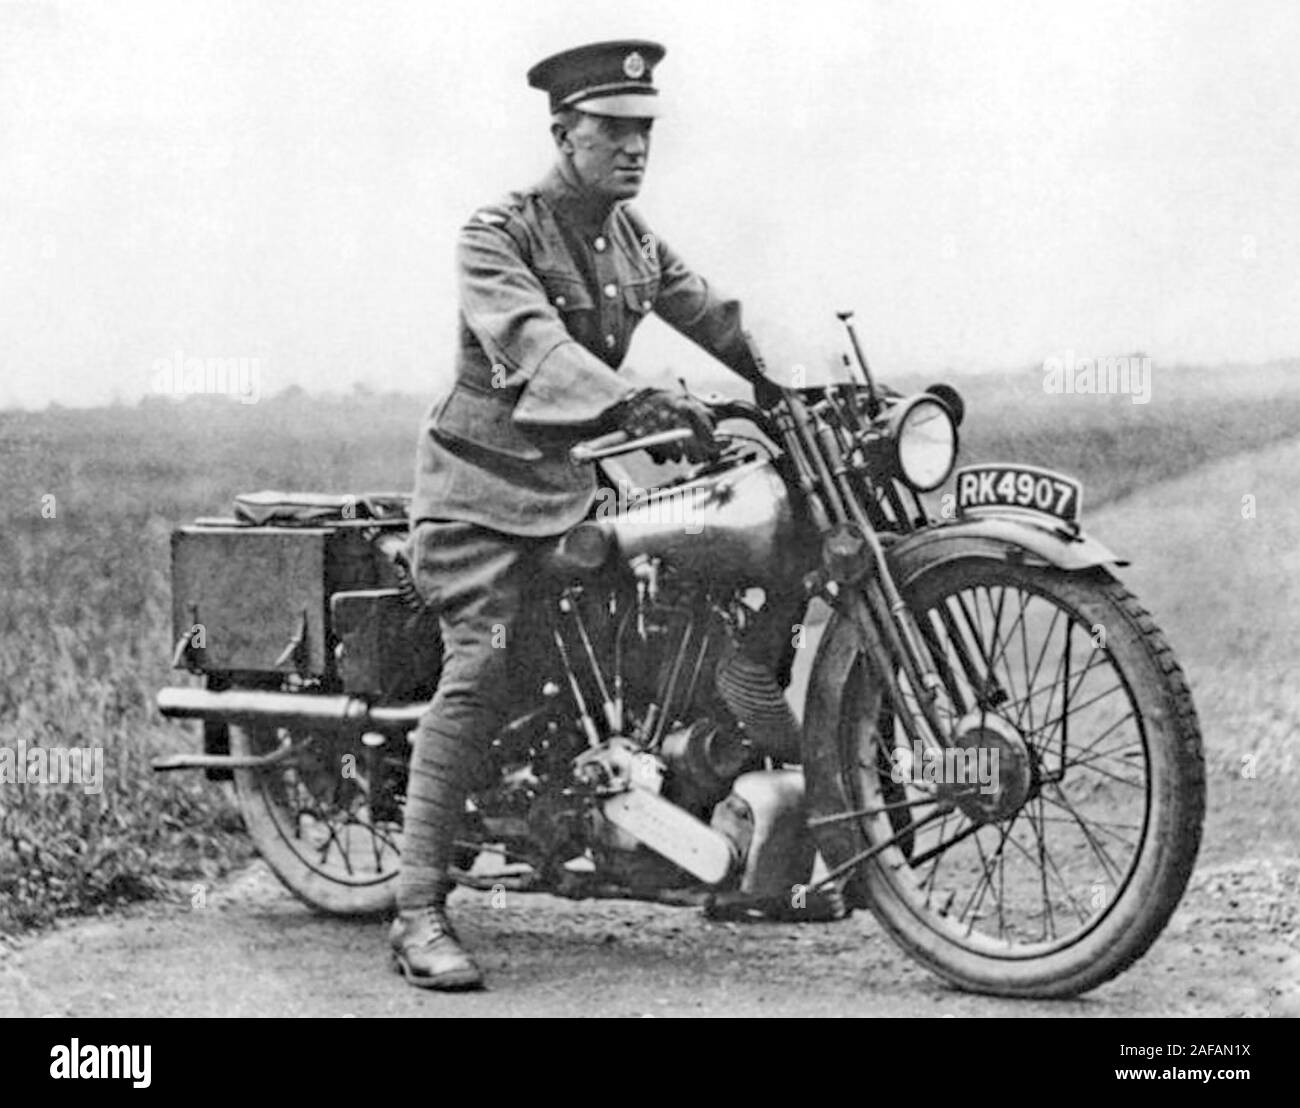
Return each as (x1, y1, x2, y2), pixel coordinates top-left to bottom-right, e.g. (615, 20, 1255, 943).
(605, 334, 616, 348)
(555, 294, 567, 308)
(642, 299, 652, 311)
(603, 283, 618, 299)
(594, 236, 607, 252)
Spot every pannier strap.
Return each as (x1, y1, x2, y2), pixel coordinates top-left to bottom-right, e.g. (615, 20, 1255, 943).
(232, 490, 411, 527)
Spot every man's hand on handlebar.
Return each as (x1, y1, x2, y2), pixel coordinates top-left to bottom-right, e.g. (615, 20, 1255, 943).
(615, 388, 719, 465)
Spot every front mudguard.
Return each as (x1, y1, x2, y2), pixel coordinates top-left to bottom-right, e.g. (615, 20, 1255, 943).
(882, 514, 1126, 579)
(800, 515, 1127, 899)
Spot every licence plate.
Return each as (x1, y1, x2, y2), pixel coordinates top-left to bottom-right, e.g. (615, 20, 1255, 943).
(954, 464, 1083, 526)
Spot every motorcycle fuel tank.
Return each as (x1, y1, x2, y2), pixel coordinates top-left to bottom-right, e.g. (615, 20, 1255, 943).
(598, 458, 804, 584)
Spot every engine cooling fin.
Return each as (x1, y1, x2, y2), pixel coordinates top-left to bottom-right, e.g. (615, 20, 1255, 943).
(714, 651, 801, 763)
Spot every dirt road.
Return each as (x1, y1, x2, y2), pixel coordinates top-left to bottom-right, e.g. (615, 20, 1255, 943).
(2, 440, 1298, 1018)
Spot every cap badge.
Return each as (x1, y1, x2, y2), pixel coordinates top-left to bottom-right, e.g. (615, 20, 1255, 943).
(623, 51, 646, 79)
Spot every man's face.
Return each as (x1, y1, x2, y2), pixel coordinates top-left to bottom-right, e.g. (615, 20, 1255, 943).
(561, 112, 653, 201)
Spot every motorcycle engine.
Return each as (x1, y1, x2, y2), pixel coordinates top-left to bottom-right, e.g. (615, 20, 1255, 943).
(470, 571, 792, 889)
(658, 717, 753, 809)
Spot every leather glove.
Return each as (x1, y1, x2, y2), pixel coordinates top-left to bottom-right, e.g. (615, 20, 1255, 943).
(616, 388, 718, 464)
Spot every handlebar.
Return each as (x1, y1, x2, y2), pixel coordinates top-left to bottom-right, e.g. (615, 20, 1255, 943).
(569, 427, 692, 464)
(569, 394, 770, 465)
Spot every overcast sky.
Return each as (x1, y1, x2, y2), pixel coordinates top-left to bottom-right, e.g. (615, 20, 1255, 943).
(2, 0, 1297, 408)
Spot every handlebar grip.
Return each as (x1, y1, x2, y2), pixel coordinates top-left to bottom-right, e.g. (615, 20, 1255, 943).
(571, 430, 629, 462)
(570, 427, 691, 464)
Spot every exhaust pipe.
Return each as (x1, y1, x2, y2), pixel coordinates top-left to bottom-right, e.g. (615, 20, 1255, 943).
(157, 686, 428, 729)
(155, 690, 557, 773)
(153, 687, 428, 771)
(153, 734, 296, 772)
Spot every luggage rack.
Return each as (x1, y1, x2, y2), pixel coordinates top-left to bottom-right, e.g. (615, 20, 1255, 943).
(191, 490, 412, 530)
(168, 491, 415, 681)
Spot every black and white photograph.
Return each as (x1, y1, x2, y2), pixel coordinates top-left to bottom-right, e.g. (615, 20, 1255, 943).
(1, 0, 1297, 1050)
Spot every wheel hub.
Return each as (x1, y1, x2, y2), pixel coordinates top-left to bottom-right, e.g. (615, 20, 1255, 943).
(939, 711, 1033, 823)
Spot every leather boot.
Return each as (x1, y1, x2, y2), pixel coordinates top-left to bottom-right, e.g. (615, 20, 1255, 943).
(389, 891, 485, 991)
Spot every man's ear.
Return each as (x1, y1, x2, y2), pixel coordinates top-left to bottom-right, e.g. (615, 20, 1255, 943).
(551, 120, 573, 154)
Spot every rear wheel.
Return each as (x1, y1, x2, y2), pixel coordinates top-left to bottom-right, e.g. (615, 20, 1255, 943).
(229, 723, 403, 917)
(808, 560, 1205, 997)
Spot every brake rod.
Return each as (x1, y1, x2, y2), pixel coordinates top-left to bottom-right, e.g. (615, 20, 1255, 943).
(811, 805, 952, 890)
(808, 791, 951, 826)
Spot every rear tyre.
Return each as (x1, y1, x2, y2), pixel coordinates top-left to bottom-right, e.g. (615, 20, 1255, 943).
(229, 723, 402, 917)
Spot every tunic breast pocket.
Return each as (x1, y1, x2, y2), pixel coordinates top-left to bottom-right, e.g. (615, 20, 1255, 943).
(538, 271, 596, 343)
(623, 276, 659, 318)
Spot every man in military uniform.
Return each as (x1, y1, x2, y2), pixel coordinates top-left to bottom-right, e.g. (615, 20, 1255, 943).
(393, 40, 785, 991)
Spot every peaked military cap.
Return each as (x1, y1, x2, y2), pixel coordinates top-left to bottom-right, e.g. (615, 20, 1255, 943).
(527, 39, 665, 118)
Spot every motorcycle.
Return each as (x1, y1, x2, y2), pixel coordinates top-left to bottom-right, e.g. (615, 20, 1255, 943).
(154, 314, 1205, 998)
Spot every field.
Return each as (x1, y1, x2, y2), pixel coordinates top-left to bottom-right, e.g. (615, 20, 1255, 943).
(2, 362, 1299, 934)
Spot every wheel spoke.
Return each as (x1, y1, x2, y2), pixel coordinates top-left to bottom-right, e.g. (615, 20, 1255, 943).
(1002, 816, 1092, 925)
(814, 806, 951, 888)
(248, 730, 402, 886)
(1035, 812, 1143, 843)
(1061, 734, 1142, 774)
(960, 821, 1015, 936)
(1055, 756, 1144, 791)
(369, 811, 386, 871)
(810, 790, 943, 826)
(1021, 606, 1064, 732)
(1017, 596, 1034, 732)
(1059, 709, 1136, 761)
(1042, 784, 1130, 886)
(1034, 794, 1056, 941)
(920, 806, 960, 907)
(311, 806, 356, 873)
(908, 811, 987, 868)
(983, 588, 1030, 700)
(1030, 681, 1127, 750)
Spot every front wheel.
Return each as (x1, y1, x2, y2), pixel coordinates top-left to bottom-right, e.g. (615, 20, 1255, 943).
(806, 559, 1205, 997)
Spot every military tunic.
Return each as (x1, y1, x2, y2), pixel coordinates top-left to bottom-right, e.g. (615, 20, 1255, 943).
(411, 163, 764, 537)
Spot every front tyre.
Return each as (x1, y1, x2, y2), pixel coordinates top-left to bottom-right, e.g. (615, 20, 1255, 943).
(806, 560, 1205, 997)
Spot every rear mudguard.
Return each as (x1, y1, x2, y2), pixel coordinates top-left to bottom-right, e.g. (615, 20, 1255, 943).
(800, 514, 1126, 898)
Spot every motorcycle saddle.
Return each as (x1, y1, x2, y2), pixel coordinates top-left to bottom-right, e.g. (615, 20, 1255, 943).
(232, 490, 411, 527)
